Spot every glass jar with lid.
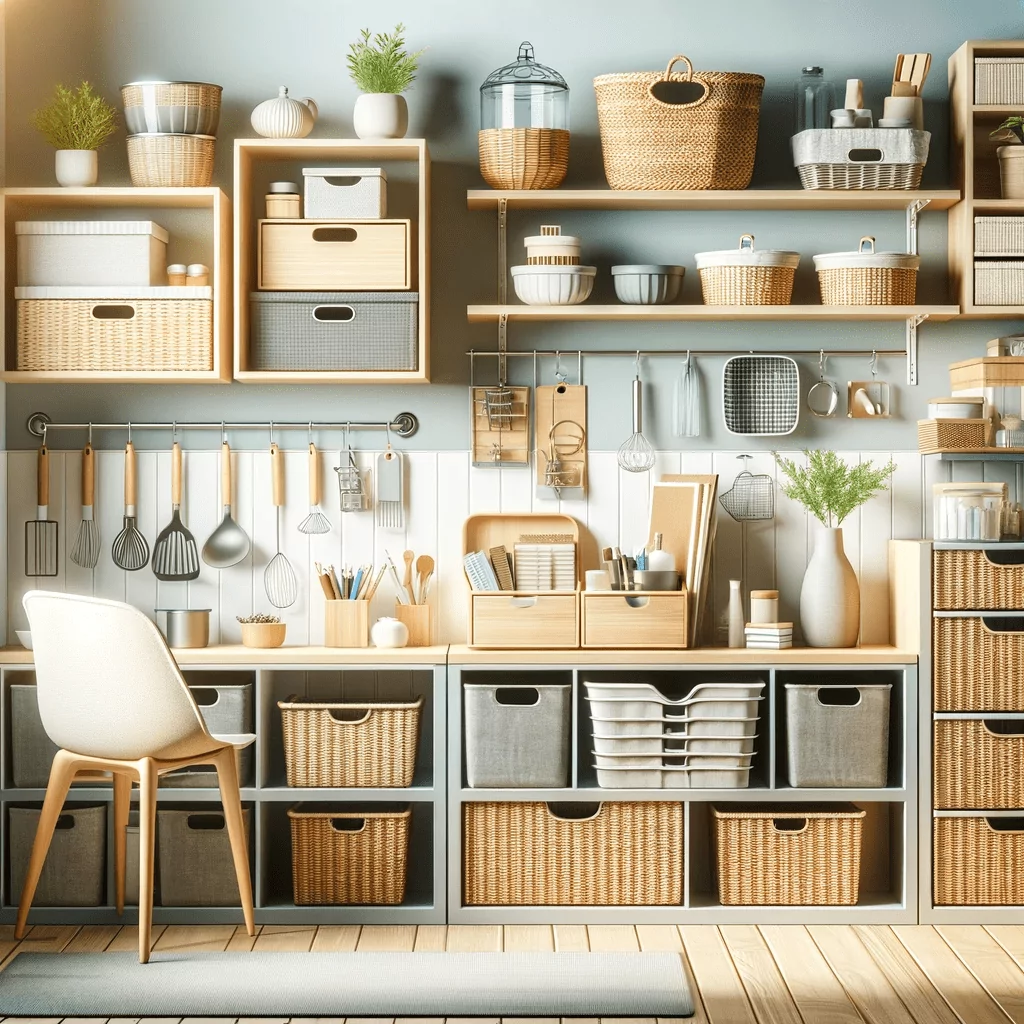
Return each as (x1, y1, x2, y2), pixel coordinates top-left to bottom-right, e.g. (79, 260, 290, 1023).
(479, 41, 569, 190)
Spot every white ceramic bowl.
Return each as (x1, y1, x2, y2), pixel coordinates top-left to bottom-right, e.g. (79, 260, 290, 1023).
(612, 264, 685, 304)
(15, 630, 32, 650)
(511, 264, 596, 305)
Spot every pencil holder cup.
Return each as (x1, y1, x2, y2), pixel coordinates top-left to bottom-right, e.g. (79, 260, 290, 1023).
(324, 601, 369, 648)
(395, 603, 432, 647)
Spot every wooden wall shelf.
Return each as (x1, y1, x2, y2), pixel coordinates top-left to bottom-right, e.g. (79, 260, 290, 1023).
(467, 304, 960, 323)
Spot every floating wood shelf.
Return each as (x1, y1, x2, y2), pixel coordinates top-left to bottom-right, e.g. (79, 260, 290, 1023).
(466, 304, 960, 323)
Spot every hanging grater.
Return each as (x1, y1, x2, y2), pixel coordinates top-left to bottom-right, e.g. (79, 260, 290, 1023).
(376, 445, 404, 530)
(719, 455, 775, 521)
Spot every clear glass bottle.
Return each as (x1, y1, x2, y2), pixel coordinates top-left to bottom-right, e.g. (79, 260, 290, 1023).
(794, 66, 834, 134)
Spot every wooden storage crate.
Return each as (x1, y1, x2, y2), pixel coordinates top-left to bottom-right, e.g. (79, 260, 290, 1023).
(934, 548, 1024, 609)
(933, 616, 1024, 711)
(934, 719, 1024, 809)
(463, 513, 582, 649)
(258, 219, 411, 291)
(917, 418, 988, 453)
(934, 816, 1024, 904)
(463, 801, 683, 905)
(581, 591, 688, 649)
(948, 356, 1024, 390)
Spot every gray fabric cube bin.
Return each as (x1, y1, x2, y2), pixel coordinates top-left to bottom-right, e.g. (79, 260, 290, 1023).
(162, 683, 253, 788)
(10, 684, 61, 788)
(465, 683, 571, 788)
(786, 683, 892, 788)
(9, 804, 106, 906)
(157, 807, 251, 906)
(250, 291, 417, 371)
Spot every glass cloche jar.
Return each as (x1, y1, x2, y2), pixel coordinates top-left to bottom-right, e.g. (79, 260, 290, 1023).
(479, 41, 569, 190)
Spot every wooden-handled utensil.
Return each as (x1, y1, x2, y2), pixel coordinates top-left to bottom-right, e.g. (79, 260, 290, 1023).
(265, 443, 298, 608)
(70, 443, 100, 570)
(111, 441, 150, 571)
(152, 441, 200, 581)
(202, 441, 251, 569)
(298, 442, 330, 535)
(402, 549, 416, 605)
(415, 553, 435, 605)
(25, 444, 59, 577)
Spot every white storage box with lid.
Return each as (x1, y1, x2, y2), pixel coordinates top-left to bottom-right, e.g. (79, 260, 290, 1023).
(975, 261, 1024, 305)
(976, 57, 1024, 105)
(975, 216, 1024, 256)
(16, 221, 169, 287)
(813, 236, 919, 305)
(694, 234, 800, 305)
(303, 167, 387, 219)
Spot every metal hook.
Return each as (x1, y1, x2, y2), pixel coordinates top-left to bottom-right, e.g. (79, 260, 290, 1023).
(127, 421, 132, 444)
(171, 420, 177, 443)
(221, 421, 227, 444)
(870, 350, 878, 378)
(554, 350, 567, 384)
(269, 420, 275, 447)
(308, 421, 314, 444)
(635, 350, 642, 377)
(41, 422, 48, 447)
(87, 422, 93, 446)
(819, 349, 826, 377)
(385, 420, 393, 452)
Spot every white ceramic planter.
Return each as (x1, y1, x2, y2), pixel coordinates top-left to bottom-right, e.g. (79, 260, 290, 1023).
(800, 526, 860, 648)
(55, 149, 98, 187)
(353, 93, 408, 140)
(998, 145, 1024, 199)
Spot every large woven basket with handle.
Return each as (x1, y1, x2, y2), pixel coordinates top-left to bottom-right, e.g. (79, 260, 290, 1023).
(594, 54, 764, 190)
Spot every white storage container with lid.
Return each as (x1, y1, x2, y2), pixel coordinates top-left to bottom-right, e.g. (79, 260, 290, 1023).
(16, 221, 169, 287)
(694, 234, 800, 305)
(813, 235, 920, 305)
(524, 225, 580, 265)
(303, 167, 386, 219)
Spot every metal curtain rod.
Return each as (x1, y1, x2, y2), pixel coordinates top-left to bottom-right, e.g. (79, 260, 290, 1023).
(26, 411, 419, 440)
(466, 348, 906, 359)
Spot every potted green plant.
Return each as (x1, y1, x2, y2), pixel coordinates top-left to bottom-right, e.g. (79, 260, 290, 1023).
(990, 117, 1024, 199)
(31, 82, 118, 187)
(347, 23, 425, 139)
(773, 450, 895, 648)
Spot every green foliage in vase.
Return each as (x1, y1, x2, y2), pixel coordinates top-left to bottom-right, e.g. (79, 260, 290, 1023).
(347, 23, 425, 94)
(772, 449, 896, 528)
(31, 82, 118, 150)
(991, 116, 1024, 145)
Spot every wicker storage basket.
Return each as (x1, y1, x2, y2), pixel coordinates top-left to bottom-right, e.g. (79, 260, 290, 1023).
(16, 296, 213, 371)
(933, 616, 1024, 711)
(934, 549, 1024, 609)
(463, 801, 682, 905)
(478, 128, 569, 190)
(695, 234, 799, 305)
(791, 129, 930, 190)
(288, 805, 411, 905)
(593, 55, 764, 190)
(278, 696, 423, 788)
(713, 803, 865, 905)
(975, 58, 1024, 105)
(814, 236, 919, 305)
(934, 720, 1024, 809)
(975, 216, 1024, 256)
(127, 133, 215, 187)
(934, 816, 1024, 904)
(917, 419, 988, 454)
(975, 261, 1024, 306)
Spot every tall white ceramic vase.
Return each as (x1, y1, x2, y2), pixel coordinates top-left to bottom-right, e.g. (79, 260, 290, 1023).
(55, 149, 98, 187)
(353, 93, 409, 139)
(800, 526, 860, 647)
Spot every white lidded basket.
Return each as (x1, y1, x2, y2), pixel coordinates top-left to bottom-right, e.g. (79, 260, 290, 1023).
(813, 235, 919, 305)
(975, 216, 1024, 256)
(16, 220, 169, 288)
(510, 264, 595, 304)
(791, 128, 930, 189)
(975, 261, 1024, 305)
(524, 224, 581, 265)
(695, 233, 800, 305)
(303, 166, 386, 219)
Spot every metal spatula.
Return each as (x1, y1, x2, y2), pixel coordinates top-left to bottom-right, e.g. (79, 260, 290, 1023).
(111, 441, 150, 571)
(25, 444, 58, 577)
(152, 441, 200, 581)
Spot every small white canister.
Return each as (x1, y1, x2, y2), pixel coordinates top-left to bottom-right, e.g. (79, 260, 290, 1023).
(749, 589, 780, 625)
(371, 616, 409, 648)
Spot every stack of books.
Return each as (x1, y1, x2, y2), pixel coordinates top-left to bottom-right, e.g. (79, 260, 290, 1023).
(744, 623, 793, 649)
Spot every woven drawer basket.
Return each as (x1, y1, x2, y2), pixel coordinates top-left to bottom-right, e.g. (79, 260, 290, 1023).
(17, 298, 212, 371)
(278, 696, 423, 788)
(934, 720, 1024, 809)
(917, 419, 988, 454)
(975, 261, 1024, 306)
(934, 816, 1024, 904)
(933, 616, 1024, 711)
(713, 803, 865, 905)
(288, 805, 411, 905)
(478, 128, 569, 190)
(975, 217, 1024, 256)
(818, 267, 917, 305)
(463, 801, 682, 905)
(934, 549, 1024, 609)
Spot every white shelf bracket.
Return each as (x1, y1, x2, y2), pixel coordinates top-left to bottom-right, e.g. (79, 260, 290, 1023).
(497, 198, 509, 385)
(905, 198, 930, 256)
(906, 313, 927, 386)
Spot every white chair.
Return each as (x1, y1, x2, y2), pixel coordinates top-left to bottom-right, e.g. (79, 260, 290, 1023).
(16, 591, 256, 963)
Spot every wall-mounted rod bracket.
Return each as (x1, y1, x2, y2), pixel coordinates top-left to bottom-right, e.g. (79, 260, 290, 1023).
(905, 198, 930, 256)
(905, 313, 927, 386)
(496, 197, 509, 386)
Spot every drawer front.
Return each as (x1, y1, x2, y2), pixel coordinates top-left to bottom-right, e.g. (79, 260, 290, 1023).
(582, 592, 688, 648)
(934, 816, 1024, 904)
(471, 594, 578, 648)
(258, 220, 410, 290)
(934, 616, 1024, 711)
(934, 719, 1024, 809)
(934, 549, 1024, 610)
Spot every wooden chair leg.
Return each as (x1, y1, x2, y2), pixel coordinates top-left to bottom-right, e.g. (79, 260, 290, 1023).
(112, 772, 132, 916)
(215, 746, 255, 936)
(137, 758, 158, 965)
(15, 748, 78, 939)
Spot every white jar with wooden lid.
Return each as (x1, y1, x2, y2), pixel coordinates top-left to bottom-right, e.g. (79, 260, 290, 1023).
(749, 589, 779, 624)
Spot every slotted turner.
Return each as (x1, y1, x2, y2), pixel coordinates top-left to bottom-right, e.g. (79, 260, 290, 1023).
(111, 441, 150, 571)
(25, 444, 58, 577)
(152, 441, 200, 581)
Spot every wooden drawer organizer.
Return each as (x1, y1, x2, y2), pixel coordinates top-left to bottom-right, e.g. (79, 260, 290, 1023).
(581, 591, 688, 649)
(934, 719, 1024, 809)
(258, 219, 412, 291)
(463, 513, 581, 649)
(934, 816, 1024, 904)
(934, 548, 1024, 609)
(933, 615, 1024, 711)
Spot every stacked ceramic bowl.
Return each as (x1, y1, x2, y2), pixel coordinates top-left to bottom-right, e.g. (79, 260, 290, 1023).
(511, 224, 595, 304)
(121, 81, 222, 187)
(585, 680, 764, 789)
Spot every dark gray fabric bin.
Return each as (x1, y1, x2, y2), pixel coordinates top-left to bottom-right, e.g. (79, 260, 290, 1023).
(9, 804, 106, 906)
(250, 291, 417, 371)
(162, 683, 253, 788)
(10, 684, 60, 789)
(157, 807, 251, 906)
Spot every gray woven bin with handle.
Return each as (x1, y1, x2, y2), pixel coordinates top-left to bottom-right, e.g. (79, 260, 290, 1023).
(250, 291, 417, 372)
(157, 807, 251, 906)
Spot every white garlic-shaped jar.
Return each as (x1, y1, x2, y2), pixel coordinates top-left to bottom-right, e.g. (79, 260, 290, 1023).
(250, 86, 318, 138)
(371, 616, 409, 648)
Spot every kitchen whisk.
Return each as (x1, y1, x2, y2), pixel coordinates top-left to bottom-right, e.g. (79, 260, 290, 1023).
(617, 370, 655, 473)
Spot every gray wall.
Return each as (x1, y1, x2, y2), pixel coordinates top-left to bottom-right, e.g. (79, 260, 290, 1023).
(4, 0, 1023, 450)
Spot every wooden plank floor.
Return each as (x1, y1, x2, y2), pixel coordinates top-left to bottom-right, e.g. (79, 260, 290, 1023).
(1, 924, 1022, 1023)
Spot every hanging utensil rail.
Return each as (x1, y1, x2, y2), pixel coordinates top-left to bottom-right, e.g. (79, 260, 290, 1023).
(467, 348, 905, 360)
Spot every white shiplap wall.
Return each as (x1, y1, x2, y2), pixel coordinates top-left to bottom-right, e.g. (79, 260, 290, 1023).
(4, 446, 1014, 646)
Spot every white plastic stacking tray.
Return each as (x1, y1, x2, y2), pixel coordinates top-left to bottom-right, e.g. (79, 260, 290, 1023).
(593, 760, 753, 789)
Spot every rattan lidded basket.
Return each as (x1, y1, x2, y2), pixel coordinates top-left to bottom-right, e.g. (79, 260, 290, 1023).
(813, 235, 919, 305)
(695, 233, 800, 305)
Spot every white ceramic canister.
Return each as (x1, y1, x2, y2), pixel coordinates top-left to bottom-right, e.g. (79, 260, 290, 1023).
(371, 616, 409, 648)
(251, 87, 318, 139)
(585, 569, 612, 591)
(749, 589, 779, 625)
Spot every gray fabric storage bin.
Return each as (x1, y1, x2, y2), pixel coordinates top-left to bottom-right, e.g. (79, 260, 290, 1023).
(786, 683, 892, 788)
(157, 807, 251, 906)
(10, 684, 60, 788)
(465, 683, 571, 788)
(162, 683, 253, 788)
(9, 804, 106, 906)
(250, 291, 417, 371)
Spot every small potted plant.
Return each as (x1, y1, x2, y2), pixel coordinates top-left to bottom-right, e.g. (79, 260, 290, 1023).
(237, 613, 287, 649)
(347, 23, 425, 139)
(773, 450, 895, 648)
(991, 117, 1024, 199)
(31, 81, 118, 187)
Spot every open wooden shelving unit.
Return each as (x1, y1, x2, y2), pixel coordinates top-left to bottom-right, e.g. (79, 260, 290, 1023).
(1, 186, 232, 383)
(233, 138, 430, 384)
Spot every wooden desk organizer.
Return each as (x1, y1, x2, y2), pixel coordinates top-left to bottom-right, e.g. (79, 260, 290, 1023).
(325, 601, 369, 648)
